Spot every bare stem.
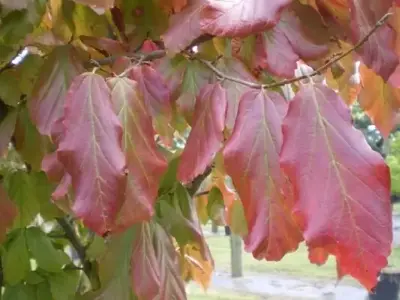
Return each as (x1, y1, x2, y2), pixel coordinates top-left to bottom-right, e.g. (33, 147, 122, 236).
(87, 12, 391, 90)
(57, 217, 92, 278)
(199, 12, 392, 90)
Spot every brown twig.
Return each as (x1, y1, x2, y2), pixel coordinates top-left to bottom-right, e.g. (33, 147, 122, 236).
(86, 12, 391, 91)
(56, 217, 92, 278)
(194, 190, 210, 197)
(199, 12, 392, 90)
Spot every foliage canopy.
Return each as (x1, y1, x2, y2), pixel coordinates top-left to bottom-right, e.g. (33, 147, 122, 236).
(0, 0, 398, 298)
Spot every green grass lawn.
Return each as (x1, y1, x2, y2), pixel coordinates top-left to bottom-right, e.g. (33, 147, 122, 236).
(187, 226, 400, 299)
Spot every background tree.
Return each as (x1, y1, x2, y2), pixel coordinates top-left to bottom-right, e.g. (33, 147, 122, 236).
(0, 0, 397, 299)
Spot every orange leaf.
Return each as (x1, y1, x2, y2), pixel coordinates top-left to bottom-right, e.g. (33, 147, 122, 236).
(57, 73, 126, 235)
(358, 64, 400, 137)
(107, 77, 168, 232)
(177, 83, 227, 184)
(223, 89, 302, 260)
(280, 82, 392, 290)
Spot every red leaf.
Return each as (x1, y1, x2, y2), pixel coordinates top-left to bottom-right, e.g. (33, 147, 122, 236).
(42, 152, 65, 183)
(215, 58, 257, 131)
(223, 89, 302, 260)
(129, 65, 174, 145)
(29, 46, 83, 136)
(0, 184, 17, 243)
(200, 0, 292, 37)
(131, 223, 161, 300)
(280, 83, 392, 290)
(254, 10, 328, 78)
(177, 83, 227, 184)
(57, 73, 126, 235)
(129, 65, 171, 119)
(162, 0, 207, 53)
(107, 77, 167, 231)
(349, 0, 398, 80)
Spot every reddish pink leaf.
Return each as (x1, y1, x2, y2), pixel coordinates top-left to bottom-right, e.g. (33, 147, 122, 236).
(349, 0, 398, 80)
(280, 83, 392, 290)
(129, 65, 172, 120)
(223, 89, 302, 260)
(0, 184, 17, 243)
(42, 152, 65, 183)
(52, 174, 72, 201)
(177, 83, 227, 184)
(162, 0, 207, 53)
(57, 73, 127, 236)
(29, 46, 83, 136)
(107, 77, 167, 232)
(254, 10, 328, 78)
(141, 39, 160, 53)
(215, 58, 257, 131)
(200, 0, 292, 37)
(131, 223, 161, 300)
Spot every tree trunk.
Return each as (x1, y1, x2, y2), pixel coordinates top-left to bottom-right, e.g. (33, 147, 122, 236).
(230, 234, 243, 278)
(368, 270, 400, 300)
(211, 220, 218, 233)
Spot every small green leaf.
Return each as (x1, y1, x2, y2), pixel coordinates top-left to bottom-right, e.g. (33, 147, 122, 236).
(158, 156, 180, 194)
(14, 106, 51, 171)
(26, 227, 69, 273)
(33, 171, 65, 220)
(2, 230, 30, 285)
(3, 283, 37, 300)
(4, 170, 40, 228)
(49, 270, 80, 300)
(0, 72, 20, 106)
(26, 271, 45, 285)
(36, 281, 53, 300)
(207, 187, 224, 220)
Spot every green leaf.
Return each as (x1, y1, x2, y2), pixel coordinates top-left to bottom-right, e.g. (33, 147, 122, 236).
(33, 171, 65, 220)
(229, 200, 248, 237)
(26, 271, 45, 285)
(4, 170, 40, 228)
(26, 227, 69, 273)
(36, 281, 53, 300)
(157, 184, 201, 248)
(3, 283, 37, 300)
(0, 44, 16, 68)
(0, 10, 33, 45)
(14, 106, 51, 171)
(86, 235, 106, 260)
(2, 230, 30, 285)
(91, 229, 136, 300)
(207, 187, 224, 220)
(158, 156, 180, 195)
(49, 270, 80, 300)
(0, 54, 43, 107)
(72, 4, 109, 38)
